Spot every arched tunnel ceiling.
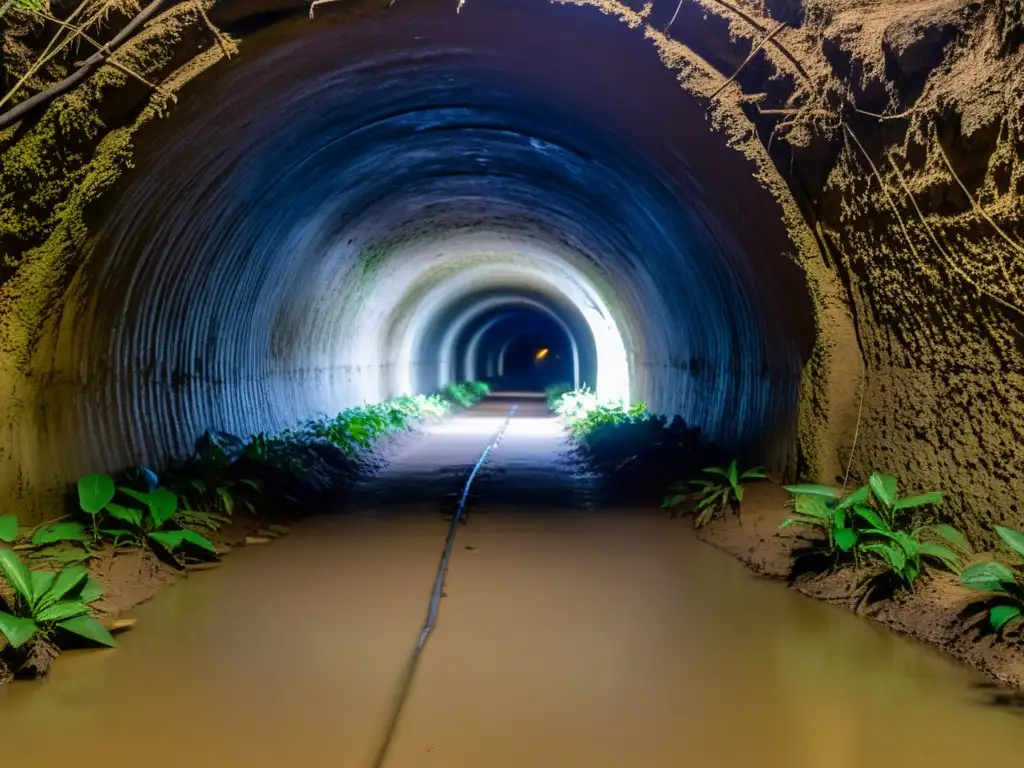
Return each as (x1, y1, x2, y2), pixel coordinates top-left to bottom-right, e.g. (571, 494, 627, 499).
(4, 0, 1019, 536)
(45, 0, 817, 486)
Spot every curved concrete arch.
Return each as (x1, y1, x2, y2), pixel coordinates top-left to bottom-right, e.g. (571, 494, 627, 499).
(0, 0, 854, 522)
(459, 309, 580, 386)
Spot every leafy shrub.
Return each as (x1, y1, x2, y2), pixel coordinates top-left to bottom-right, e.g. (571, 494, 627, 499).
(663, 460, 766, 527)
(780, 473, 969, 589)
(550, 387, 651, 438)
(0, 551, 115, 651)
(545, 382, 573, 409)
(961, 525, 1024, 635)
(441, 382, 490, 408)
(29, 472, 218, 560)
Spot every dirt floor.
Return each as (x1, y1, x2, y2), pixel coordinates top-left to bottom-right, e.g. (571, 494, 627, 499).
(694, 481, 1024, 692)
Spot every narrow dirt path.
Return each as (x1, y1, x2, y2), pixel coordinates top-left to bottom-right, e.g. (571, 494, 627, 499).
(0, 396, 1022, 767)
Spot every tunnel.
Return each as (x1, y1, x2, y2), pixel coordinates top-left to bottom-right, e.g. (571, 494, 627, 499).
(4, 0, 823, 502)
(2, 0, 1024, 761)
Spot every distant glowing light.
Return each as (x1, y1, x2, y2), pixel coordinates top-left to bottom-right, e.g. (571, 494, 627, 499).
(535, 348, 549, 361)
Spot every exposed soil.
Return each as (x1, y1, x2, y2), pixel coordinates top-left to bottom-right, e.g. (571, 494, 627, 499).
(693, 481, 1024, 692)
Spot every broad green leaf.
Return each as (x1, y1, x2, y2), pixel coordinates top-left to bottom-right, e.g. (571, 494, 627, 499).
(862, 543, 905, 571)
(961, 561, 1016, 592)
(688, 479, 717, 488)
(989, 605, 1022, 632)
(179, 529, 218, 553)
(837, 485, 869, 510)
(892, 492, 943, 511)
(697, 489, 724, 509)
(78, 473, 116, 515)
(869, 473, 898, 508)
(148, 488, 179, 527)
(660, 494, 686, 509)
(29, 570, 57, 608)
(32, 521, 90, 546)
(0, 549, 34, 601)
(105, 503, 143, 528)
(189, 478, 206, 494)
(79, 577, 105, 604)
(917, 542, 961, 571)
(739, 468, 767, 480)
(927, 524, 971, 553)
(851, 504, 888, 532)
(147, 530, 188, 552)
(783, 484, 841, 499)
(892, 531, 918, 558)
(217, 488, 235, 516)
(0, 611, 37, 648)
(238, 478, 262, 492)
(36, 600, 89, 623)
(834, 507, 847, 530)
(735, 484, 745, 503)
(995, 526, 1024, 560)
(56, 616, 117, 648)
(794, 495, 831, 519)
(39, 565, 88, 609)
(0, 514, 18, 543)
(726, 460, 739, 489)
(117, 487, 151, 507)
(702, 466, 728, 477)
(834, 528, 859, 552)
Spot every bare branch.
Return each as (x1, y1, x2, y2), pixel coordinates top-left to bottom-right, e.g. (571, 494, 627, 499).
(0, 0, 166, 130)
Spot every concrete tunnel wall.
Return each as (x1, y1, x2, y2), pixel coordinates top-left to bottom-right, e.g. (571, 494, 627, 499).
(1, 0, 854, 523)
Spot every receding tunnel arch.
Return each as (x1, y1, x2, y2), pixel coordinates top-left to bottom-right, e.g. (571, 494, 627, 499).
(0, 0, 852, 520)
(456, 303, 589, 391)
(425, 290, 599, 393)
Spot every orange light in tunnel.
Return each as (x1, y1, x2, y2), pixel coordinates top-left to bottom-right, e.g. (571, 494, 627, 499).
(535, 348, 549, 361)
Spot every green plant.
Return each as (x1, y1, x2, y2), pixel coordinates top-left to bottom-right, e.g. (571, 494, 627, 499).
(551, 387, 652, 439)
(0, 514, 17, 544)
(0, 550, 115, 650)
(780, 474, 969, 588)
(34, 472, 217, 558)
(664, 460, 766, 528)
(779, 489, 860, 556)
(172, 431, 262, 516)
(961, 525, 1024, 634)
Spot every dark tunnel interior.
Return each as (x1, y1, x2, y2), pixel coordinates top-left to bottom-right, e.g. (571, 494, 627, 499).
(22, 0, 818, 496)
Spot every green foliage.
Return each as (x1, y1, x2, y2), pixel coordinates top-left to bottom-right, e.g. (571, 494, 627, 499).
(0, 550, 115, 650)
(31, 471, 218, 558)
(780, 473, 968, 587)
(663, 459, 766, 527)
(440, 381, 490, 409)
(0, 515, 19, 543)
(550, 386, 651, 438)
(544, 382, 573, 409)
(960, 525, 1024, 635)
(167, 431, 262, 518)
(304, 391, 462, 456)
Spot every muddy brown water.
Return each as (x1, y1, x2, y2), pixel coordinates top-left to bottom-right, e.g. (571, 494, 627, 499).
(1, 396, 1022, 766)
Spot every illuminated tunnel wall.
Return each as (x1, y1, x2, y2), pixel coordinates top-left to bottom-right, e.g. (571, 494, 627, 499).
(23, 0, 819, 508)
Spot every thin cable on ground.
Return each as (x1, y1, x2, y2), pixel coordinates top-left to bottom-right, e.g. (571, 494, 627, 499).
(369, 403, 519, 768)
